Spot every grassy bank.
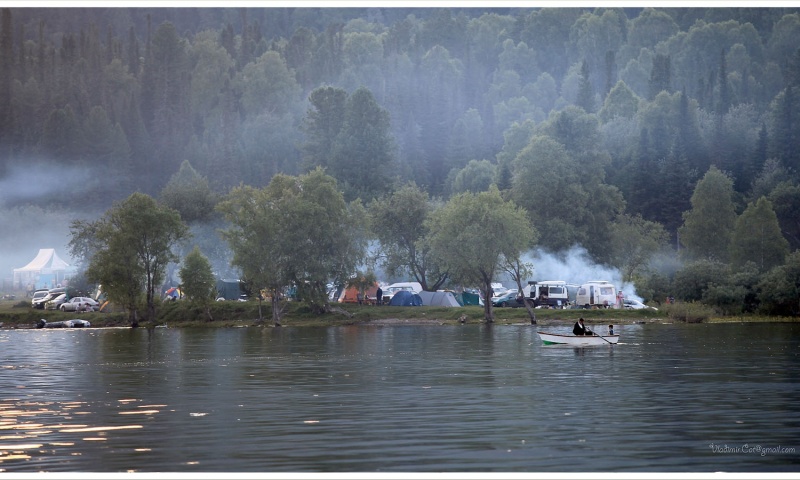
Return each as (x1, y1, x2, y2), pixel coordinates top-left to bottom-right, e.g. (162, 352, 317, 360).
(1, 297, 795, 329)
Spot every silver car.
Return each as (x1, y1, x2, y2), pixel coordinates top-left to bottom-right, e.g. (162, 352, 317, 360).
(59, 297, 99, 312)
(44, 294, 68, 310)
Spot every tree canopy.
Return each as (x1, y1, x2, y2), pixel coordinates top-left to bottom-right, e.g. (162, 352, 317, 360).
(427, 186, 536, 322)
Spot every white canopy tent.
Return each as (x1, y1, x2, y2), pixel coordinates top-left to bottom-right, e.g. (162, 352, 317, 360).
(13, 248, 71, 290)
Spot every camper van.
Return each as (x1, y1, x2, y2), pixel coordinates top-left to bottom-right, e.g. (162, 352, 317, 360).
(575, 280, 617, 309)
(522, 280, 570, 308)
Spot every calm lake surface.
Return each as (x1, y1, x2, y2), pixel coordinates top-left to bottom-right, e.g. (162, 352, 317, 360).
(1, 322, 799, 473)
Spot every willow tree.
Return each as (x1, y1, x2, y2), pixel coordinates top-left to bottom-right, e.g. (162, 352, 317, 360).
(218, 168, 365, 326)
(368, 182, 448, 292)
(427, 186, 537, 323)
(75, 192, 188, 326)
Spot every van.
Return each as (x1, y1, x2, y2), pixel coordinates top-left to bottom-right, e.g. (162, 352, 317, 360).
(575, 280, 617, 309)
(522, 280, 570, 308)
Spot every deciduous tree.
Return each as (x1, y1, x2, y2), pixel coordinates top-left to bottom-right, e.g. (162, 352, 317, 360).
(678, 166, 737, 262)
(729, 197, 789, 271)
(368, 183, 447, 291)
(76, 193, 189, 326)
(427, 186, 536, 323)
(179, 246, 217, 321)
(218, 168, 365, 325)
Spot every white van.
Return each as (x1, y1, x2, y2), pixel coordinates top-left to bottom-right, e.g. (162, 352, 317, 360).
(575, 280, 617, 309)
(522, 280, 570, 308)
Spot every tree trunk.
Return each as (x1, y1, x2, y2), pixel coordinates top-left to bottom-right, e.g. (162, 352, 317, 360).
(523, 298, 537, 324)
(271, 291, 282, 327)
(513, 278, 537, 324)
(481, 278, 494, 323)
(129, 308, 139, 328)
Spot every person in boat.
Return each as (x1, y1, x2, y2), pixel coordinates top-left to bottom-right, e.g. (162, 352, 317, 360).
(573, 318, 593, 336)
(608, 324, 614, 335)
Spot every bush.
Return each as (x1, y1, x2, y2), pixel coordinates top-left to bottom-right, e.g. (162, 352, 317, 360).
(664, 301, 715, 323)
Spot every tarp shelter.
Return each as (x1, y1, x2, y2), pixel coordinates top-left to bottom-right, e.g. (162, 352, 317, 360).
(13, 248, 71, 290)
(418, 291, 461, 307)
(388, 290, 423, 306)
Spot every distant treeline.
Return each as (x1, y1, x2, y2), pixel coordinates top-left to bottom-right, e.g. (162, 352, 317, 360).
(1, 7, 800, 262)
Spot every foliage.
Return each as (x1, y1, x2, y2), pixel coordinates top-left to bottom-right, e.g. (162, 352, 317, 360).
(367, 182, 447, 291)
(729, 197, 789, 271)
(756, 251, 800, 316)
(329, 86, 396, 202)
(427, 186, 536, 323)
(678, 166, 737, 262)
(179, 245, 217, 321)
(663, 301, 715, 323)
(159, 160, 218, 224)
(672, 258, 729, 302)
(218, 168, 365, 325)
(2, 7, 800, 316)
(78, 192, 189, 326)
(608, 213, 669, 282)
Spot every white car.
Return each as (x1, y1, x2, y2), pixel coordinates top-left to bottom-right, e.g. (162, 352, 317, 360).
(623, 299, 658, 311)
(59, 297, 99, 312)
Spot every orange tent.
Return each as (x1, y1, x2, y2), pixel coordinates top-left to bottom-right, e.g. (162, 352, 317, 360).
(338, 282, 380, 304)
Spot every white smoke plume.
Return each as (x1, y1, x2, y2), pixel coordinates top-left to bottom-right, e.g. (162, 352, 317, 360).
(515, 245, 643, 301)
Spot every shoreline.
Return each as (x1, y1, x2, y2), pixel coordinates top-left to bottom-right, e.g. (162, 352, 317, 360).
(1, 314, 795, 330)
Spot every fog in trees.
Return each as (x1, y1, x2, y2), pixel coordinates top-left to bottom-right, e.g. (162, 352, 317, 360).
(2, 6, 800, 311)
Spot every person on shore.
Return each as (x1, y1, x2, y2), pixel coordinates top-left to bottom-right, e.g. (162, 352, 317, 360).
(376, 286, 383, 306)
(573, 318, 592, 336)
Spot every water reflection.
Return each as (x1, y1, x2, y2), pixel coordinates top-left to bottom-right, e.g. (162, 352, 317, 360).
(0, 323, 798, 472)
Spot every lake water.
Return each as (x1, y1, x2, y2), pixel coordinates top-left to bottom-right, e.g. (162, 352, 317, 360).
(0, 322, 798, 474)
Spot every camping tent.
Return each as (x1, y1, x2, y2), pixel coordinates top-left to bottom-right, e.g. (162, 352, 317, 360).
(13, 248, 71, 290)
(418, 291, 461, 307)
(455, 291, 482, 306)
(388, 290, 423, 306)
(339, 282, 380, 304)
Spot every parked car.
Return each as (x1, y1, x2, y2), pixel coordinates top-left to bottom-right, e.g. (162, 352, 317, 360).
(44, 293, 68, 310)
(31, 289, 50, 308)
(59, 297, 99, 312)
(33, 288, 66, 309)
(492, 289, 521, 307)
(623, 299, 658, 311)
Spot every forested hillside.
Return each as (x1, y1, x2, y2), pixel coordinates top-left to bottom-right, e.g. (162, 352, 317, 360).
(2, 7, 800, 313)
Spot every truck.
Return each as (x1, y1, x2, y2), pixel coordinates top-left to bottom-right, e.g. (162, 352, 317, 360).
(575, 280, 617, 309)
(522, 280, 570, 309)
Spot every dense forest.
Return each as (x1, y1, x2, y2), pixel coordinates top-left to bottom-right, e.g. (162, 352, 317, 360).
(2, 7, 800, 313)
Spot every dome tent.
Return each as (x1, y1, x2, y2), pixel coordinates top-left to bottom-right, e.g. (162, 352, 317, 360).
(387, 290, 422, 306)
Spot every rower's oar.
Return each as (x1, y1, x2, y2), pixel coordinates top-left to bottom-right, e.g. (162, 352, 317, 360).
(591, 329, 613, 345)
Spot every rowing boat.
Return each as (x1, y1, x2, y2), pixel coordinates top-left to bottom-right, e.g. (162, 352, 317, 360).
(537, 331, 619, 345)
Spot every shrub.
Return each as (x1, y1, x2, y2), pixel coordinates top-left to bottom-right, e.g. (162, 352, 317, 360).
(664, 301, 714, 323)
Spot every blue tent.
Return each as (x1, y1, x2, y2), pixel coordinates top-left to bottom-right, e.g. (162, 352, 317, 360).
(388, 290, 423, 306)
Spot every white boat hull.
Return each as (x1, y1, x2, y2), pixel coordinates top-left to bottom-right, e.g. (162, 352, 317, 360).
(537, 331, 619, 345)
